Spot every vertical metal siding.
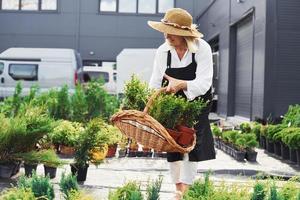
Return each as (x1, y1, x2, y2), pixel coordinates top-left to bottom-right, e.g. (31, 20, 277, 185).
(234, 15, 253, 118)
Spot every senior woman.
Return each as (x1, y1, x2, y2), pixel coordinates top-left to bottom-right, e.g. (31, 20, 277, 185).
(148, 8, 216, 199)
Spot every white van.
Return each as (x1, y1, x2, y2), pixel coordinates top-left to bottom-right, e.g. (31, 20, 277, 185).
(77, 66, 117, 94)
(0, 47, 82, 99)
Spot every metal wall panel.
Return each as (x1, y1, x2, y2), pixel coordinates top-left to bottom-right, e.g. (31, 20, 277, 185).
(234, 15, 253, 118)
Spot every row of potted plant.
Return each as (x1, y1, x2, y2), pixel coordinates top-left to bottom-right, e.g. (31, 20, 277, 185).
(259, 104, 300, 166)
(211, 124, 259, 162)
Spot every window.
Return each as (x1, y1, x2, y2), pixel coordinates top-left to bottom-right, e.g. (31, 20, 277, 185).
(138, 0, 155, 14)
(0, 0, 57, 11)
(0, 62, 4, 74)
(21, 0, 39, 11)
(2, 0, 19, 10)
(9, 64, 38, 81)
(86, 72, 109, 83)
(158, 0, 174, 13)
(100, 0, 117, 12)
(41, 0, 57, 10)
(119, 0, 136, 13)
(99, 0, 174, 14)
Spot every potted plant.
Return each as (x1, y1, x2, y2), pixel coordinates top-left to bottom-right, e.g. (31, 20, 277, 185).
(71, 117, 110, 182)
(128, 139, 139, 157)
(242, 133, 259, 162)
(211, 124, 222, 148)
(14, 151, 40, 177)
(50, 120, 83, 156)
(118, 136, 129, 158)
(105, 124, 122, 158)
(282, 127, 300, 165)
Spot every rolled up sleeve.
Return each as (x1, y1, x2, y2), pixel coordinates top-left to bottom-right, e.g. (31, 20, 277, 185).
(183, 42, 213, 100)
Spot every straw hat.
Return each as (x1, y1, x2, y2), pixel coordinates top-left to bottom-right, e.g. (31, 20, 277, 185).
(148, 8, 203, 38)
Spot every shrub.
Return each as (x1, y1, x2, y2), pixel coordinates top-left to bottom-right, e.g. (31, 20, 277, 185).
(0, 188, 35, 200)
(17, 172, 55, 200)
(281, 127, 300, 149)
(211, 124, 222, 138)
(240, 122, 251, 133)
(70, 84, 88, 123)
(266, 125, 286, 141)
(251, 182, 266, 200)
(282, 104, 300, 127)
(108, 181, 143, 200)
(59, 172, 79, 200)
(268, 184, 281, 200)
(146, 176, 163, 200)
(183, 173, 214, 199)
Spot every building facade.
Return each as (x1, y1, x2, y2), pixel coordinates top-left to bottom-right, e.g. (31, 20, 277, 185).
(197, 0, 300, 120)
(0, 0, 211, 64)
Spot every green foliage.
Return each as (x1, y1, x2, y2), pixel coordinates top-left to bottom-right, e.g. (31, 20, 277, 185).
(266, 125, 286, 141)
(222, 130, 240, 144)
(278, 181, 299, 200)
(211, 124, 222, 138)
(67, 190, 94, 200)
(282, 104, 300, 127)
(55, 85, 71, 120)
(59, 172, 79, 200)
(146, 176, 163, 200)
(122, 74, 153, 111)
(183, 173, 214, 199)
(17, 172, 55, 200)
(240, 122, 252, 133)
(50, 120, 83, 146)
(251, 123, 262, 140)
(24, 84, 40, 104)
(251, 182, 266, 200)
(268, 184, 281, 200)
(150, 94, 185, 129)
(281, 127, 300, 149)
(74, 118, 110, 167)
(70, 84, 88, 123)
(0, 188, 35, 200)
(108, 181, 143, 200)
(0, 82, 23, 117)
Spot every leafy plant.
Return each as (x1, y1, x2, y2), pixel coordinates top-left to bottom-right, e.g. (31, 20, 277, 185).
(146, 176, 163, 200)
(266, 125, 286, 141)
(268, 184, 281, 200)
(211, 124, 222, 138)
(70, 84, 88, 123)
(17, 172, 55, 200)
(67, 190, 94, 200)
(278, 180, 299, 200)
(183, 173, 214, 199)
(74, 118, 110, 168)
(108, 181, 143, 200)
(282, 104, 300, 127)
(59, 172, 79, 200)
(240, 122, 251, 133)
(122, 74, 153, 111)
(0, 188, 35, 200)
(281, 127, 300, 149)
(251, 182, 266, 200)
(251, 123, 262, 140)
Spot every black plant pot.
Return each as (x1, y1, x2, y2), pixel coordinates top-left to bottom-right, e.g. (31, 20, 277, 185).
(259, 136, 266, 149)
(232, 148, 246, 162)
(128, 151, 137, 157)
(266, 139, 275, 153)
(24, 163, 38, 177)
(245, 150, 258, 162)
(136, 151, 143, 157)
(44, 165, 57, 179)
(280, 142, 290, 160)
(0, 162, 15, 178)
(296, 149, 300, 167)
(118, 149, 127, 158)
(274, 141, 282, 157)
(289, 149, 297, 163)
(70, 164, 89, 182)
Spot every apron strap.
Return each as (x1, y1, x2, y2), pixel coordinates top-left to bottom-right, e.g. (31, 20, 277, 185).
(167, 50, 171, 68)
(192, 53, 196, 64)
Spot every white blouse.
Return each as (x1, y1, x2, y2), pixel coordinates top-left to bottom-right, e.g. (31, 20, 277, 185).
(149, 39, 213, 100)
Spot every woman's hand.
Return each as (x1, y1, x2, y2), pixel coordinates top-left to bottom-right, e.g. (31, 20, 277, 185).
(164, 74, 187, 93)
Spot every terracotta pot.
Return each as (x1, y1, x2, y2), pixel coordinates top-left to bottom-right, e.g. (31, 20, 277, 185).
(166, 128, 181, 141)
(176, 125, 195, 146)
(60, 145, 75, 156)
(106, 144, 118, 158)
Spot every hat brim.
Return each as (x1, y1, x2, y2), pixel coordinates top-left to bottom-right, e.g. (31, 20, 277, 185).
(148, 21, 203, 38)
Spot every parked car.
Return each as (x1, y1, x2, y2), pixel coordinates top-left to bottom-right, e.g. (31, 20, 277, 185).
(0, 47, 82, 99)
(77, 66, 117, 94)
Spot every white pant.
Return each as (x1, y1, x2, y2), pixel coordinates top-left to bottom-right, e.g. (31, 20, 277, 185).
(169, 153, 198, 185)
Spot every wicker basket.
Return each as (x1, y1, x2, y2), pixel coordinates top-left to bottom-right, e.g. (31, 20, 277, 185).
(110, 88, 196, 154)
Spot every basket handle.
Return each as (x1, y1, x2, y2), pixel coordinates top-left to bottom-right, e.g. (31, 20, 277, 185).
(143, 87, 166, 114)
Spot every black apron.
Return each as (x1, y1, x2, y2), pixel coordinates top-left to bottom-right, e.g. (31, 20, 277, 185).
(162, 50, 216, 162)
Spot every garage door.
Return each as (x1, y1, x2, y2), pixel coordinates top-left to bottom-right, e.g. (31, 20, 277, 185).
(234, 15, 253, 118)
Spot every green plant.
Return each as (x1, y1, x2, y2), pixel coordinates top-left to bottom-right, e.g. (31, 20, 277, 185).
(17, 172, 55, 200)
(70, 84, 88, 123)
(266, 125, 286, 141)
(282, 104, 300, 127)
(67, 190, 94, 200)
(222, 130, 240, 144)
(251, 123, 262, 140)
(54, 85, 71, 120)
(0, 82, 23, 117)
(278, 180, 299, 200)
(122, 74, 153, 111)
(50, 120, 83, 147)
(146, 176, 163, 200)
(108, 181, 143, 200)
(243, 133, 259, 151)
(251, 182, 266, 200)
(240, 122, 251, 133)
(104, 124, 122, 146)
(183, 173, 214, 199)
(180, 98, 207, 127)
(74, 118, 110, 168)
(0, 188, 35, 200)
(268, 184, 281, 200)
(59, 172, 79, 200)
(281, 127, 300, 149)
(211, 124, 222, 138)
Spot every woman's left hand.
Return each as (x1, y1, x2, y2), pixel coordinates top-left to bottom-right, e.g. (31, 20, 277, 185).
(164, 74, 187, 93)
